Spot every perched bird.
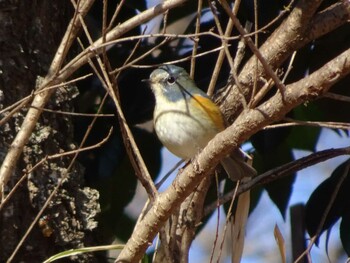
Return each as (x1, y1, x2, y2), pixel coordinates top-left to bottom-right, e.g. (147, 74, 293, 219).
(146, 65, 256, 181)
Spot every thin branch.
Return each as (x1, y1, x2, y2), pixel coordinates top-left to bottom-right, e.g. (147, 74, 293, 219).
(233, 21, 252, 74)
(208, 1, 248, 108)
(110, 37, 171, 75)
(190, 0, 203, 79)
(28, 106, 114, 117)
(207, 0, 241, 96)
(106, 0, 125, 32)
(155, 159, 184, 189)
(251, 0, 259, 103)
(128, 45, 226, 68)
(93, 29, 266, 50)
(281, 51, 297, 83)
(218, 0, 287, 96)
(0, 74, 92, 128)
(249, 77, 274, 108)
(205, 146, 350, 216)
(265, 118, 350, 131)
(322, 92, 350, 103)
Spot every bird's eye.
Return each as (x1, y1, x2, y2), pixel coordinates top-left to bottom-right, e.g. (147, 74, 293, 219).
(167, 76, 176, 85)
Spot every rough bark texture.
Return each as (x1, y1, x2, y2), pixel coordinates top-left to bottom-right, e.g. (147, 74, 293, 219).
(0, 1, 100, 262)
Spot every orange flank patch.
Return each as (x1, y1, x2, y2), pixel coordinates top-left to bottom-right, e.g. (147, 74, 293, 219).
(192, 95, 225, 131)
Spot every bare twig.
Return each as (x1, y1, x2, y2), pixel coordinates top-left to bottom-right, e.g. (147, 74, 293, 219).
(265, 118, 350, 131)
(128, 45, 226, 68)
(205, 146, 350, 216)
(207, 0, 241, 96)
(190, 0, 203, 79)
(0, 73, 92, 118)
(110, 37, 171, 75)
(28, 106, 114, 117)
(233, 21, 252, 73)
(106, 0, 125, 32)
(208, 1, 248, 108)
(251, 0, 259, 103)
(218, 0, 286, 97)
(322, 92, 350, 103)
(281, 51, 297, 83)
(155, 159, 184, 189)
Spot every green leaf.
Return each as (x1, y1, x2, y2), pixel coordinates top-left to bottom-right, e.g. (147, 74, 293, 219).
(221, 178, 263, 218)
(263, 155, 296, 219)
(252, 145, 296, 218)
(43, 244, 124, 263)
(305, 160, 350, 240)
(340, 212, 350, 256)
(287, 105, 322, 151)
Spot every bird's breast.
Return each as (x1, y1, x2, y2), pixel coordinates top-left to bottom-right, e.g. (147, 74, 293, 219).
(153, 98, 221, 159)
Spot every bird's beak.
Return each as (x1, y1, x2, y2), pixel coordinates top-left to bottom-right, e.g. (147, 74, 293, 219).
(141, 78, 151, 84)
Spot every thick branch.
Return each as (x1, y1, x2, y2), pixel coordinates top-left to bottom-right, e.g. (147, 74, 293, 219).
(239, 0, 322, 86)
(307, 0, 350, 42)
(219, 0, 350, 121)
(116, 46, 350, 263)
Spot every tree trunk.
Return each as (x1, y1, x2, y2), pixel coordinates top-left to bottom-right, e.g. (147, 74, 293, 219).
(0, 1, 101, 262)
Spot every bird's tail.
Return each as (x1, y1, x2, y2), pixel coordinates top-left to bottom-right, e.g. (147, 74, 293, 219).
(220, 151, 256, 181)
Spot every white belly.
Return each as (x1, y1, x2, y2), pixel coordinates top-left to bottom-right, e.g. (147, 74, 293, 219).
(154, 107, 218, 159)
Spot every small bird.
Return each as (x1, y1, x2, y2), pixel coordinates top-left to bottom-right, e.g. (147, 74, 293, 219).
(146, 65, 256, 181)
